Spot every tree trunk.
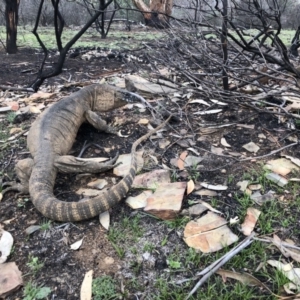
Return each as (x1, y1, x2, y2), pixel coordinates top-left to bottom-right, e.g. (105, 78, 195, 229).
(5, 0, 20, 54)
(133, 0, 173, 28)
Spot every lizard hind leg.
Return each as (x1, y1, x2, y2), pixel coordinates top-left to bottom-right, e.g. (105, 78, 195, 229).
(2, 158, 33, 195)
(54, 152, 120, 174)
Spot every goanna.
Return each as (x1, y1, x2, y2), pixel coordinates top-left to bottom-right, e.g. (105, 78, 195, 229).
(3, 84, 170, 222)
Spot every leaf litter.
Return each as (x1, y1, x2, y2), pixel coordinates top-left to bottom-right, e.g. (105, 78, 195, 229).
(2, 45, 300, 300)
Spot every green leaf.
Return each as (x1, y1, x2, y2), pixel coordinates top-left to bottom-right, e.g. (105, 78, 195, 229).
(36, 287, 51, 299)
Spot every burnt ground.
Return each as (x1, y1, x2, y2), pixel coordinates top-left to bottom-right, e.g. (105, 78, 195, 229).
(1, 47, 300, 300)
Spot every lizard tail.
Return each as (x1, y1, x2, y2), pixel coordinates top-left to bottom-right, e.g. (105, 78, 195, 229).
(31, 116, 171, 222)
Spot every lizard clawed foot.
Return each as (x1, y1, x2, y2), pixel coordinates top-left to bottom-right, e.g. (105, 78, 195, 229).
(55, 152, 121, 174)
(1, 181, 29, 196)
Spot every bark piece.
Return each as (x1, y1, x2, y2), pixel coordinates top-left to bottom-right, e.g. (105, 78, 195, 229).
(144, 182, 187, 219)
(132, 169, 170, 189)
(126, 190, 153, 209)
(184, 212, 238, 253)
(114, 151, 144, 177)
(241, 207, 261, 236)
(0, 262, 23, 297)
(125, 75, 177, 96)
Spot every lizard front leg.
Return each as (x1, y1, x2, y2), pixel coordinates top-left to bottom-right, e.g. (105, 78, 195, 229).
(85, 110, 118, 134)
(2, 158, 33, 195)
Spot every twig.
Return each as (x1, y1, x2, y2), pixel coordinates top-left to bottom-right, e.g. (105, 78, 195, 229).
(186, 232, 255, 299)
(0, 85, 35, 92)
(2, 150, 14, 172)
(239, 142, 298, 162)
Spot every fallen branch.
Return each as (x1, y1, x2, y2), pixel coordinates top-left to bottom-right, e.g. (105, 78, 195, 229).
(185, 232, 255, 299)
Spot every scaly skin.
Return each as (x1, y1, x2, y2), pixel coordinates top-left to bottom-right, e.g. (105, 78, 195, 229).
(4, 84, 170, 221)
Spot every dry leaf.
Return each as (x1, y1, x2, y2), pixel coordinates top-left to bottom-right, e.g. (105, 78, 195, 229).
(228, 151, 241, 157)
(194, 109, 222, 115)
(200, 182, 228, 191)
(248, 184, 262, 191)
(189, 99, 210, 106)
(210, 99, 227, 105)
(199, 201, 222, 214)
(70, 238, 84, 250)
(162, 163, 172, 170)
(87, 179, 108, 190)
(188, 204, 208, 216)
(80, 270, 93, 300)
(184, 156, 203, 167)
(237, 124, 255, 129)
(193, 189, 218, 197)
(187, 147, 200, 155)
(245, 188, 252, 196)
(138, 118, 149, 125)
(9, 128, 22, 135)
(266, 173, 288, 187)
(211, 146, 224, 155)
(242, 142, 260, 153)
(25, 225, 41, 235)
(99, 211, 110, 230)
(8, 102, 19, 111)
(28, 105, 41, 114)
(76, 188, 101, 197)
(272, 235, 300, 263)
(250, 191, 275, 206)
(221, 137, 231, 148)
(236, 180, 249, 192)
(176, 139, 190, 148)
(265, 158, 299, 176)
(283, 155, 300, 168)
(25, 92, 55, 102)
(187, 180, 195, 195)
(178, 151, 188, 170)
(159, 139, 170, 149)
(241, 208, 261, 236)
(267, 260, 300, 286)
(283, 282, 298, 294)
(126, 190, 153, 209)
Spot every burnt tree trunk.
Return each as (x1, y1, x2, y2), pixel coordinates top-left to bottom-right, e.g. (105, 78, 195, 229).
(5, 0, 20, 54)
(133, 0, 173, 28)
(290, 26, 300, 57)
(30, 0, 114, 91)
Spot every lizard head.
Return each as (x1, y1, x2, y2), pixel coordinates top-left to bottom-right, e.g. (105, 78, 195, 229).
(93, 84, 148, 111)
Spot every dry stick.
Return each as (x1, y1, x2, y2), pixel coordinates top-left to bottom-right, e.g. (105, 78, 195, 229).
(185, 232, 255, 300)
(2, 150, 14, 172)
(0, 85, 35, 92)
(194, 141, 298, 173)
(239, 142, 298, 162)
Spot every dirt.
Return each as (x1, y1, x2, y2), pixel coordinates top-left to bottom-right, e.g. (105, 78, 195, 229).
(1, 45, 300, 300)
